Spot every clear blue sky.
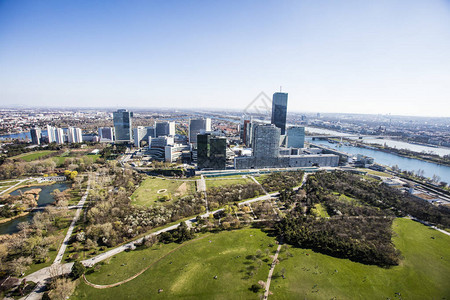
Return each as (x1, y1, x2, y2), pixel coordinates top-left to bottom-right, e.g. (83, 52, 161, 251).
(1, 0, 449, 117)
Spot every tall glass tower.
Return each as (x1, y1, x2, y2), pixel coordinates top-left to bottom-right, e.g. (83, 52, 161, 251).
(271, 92, 288, 135)
(113, 109, 133, 143)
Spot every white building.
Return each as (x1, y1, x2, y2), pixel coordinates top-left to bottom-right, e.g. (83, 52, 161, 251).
(47, 125, 56, 143)
(55, 128, 65, 144)
(133, 126, 147, 147)
(68, 127, 83, 143)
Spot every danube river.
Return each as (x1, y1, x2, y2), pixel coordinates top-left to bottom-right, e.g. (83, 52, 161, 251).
(306, 127, 450, 157)
(308, 139, 450, 184)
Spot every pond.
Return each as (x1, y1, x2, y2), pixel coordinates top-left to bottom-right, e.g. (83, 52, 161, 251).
(0, 182, 69, 235)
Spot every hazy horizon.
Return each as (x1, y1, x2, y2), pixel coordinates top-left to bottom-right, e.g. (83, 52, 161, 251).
(1, 0, 450, 117)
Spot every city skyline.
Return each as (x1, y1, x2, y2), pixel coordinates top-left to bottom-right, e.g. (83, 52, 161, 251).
(1, 0, 450, 117)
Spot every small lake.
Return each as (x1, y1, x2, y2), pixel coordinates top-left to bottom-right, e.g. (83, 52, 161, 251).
(0, 182, 69, 235)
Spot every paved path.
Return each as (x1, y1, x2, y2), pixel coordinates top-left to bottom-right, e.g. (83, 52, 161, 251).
(249, 175, 269, 195)
(83, 235, 209, 289)
(22, 177, 91, 300)
(196, 175, 206, 192)
(264, 244, 282, 299)
(53, 178, 91, 264)
(20, 172, 305, 298)
(0, 179, 28, 195)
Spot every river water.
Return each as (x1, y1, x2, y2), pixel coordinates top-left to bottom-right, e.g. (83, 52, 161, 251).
(309, 139, 450, 183)
(0, 130, 49, 141)
(0, 182, 69, 235)
(305, 127, 450, 157)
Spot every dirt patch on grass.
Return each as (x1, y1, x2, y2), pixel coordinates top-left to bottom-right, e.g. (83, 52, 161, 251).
(174, 182, 187, 197)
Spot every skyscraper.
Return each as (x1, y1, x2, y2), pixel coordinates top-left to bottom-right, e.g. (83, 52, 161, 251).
(287, 126, 305, 148)
(55, 128, 65, 144)
(197, 133, 226, 170)
(133, 126, 147, 147)
(189, 118, 211, 144)
(30, 127, 42, 145)
(113, 109, 133, 143)
(47, 125, 56, 143)
(68, 127, 83, 143)
(252, 124, 281, 159)
(155, 121, 175, 137)
(271, 92, 288, 135)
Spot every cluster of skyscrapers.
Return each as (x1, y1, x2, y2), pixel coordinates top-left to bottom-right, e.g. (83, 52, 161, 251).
(235, 92, 338, 169)
(109, 91, 338, 170)
(30, 125, 83, 145)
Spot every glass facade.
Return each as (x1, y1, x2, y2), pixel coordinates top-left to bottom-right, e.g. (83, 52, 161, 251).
(113, 109, 133, 142)
(271, 92, 288, 135)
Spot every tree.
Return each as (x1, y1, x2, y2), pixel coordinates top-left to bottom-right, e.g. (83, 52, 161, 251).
(48, 278, 76, 300)
(70, 261, 86, 279)
(8, 256, 32, 276)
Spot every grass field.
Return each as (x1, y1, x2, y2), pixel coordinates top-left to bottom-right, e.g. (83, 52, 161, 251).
(270, 218, 450, 299)
(9, 150, 56, 162)
(313, 203, 329, 218)
(205, 176, 252, 189)
(72, 228, 275, 299)
(362, 168, 391, 177)
(131, 177, 196, 207)
(71, 219, 450, 300)
(53, 153, 101, 167)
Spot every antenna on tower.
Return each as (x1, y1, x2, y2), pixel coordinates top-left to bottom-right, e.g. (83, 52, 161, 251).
(280, 86, 282, 92)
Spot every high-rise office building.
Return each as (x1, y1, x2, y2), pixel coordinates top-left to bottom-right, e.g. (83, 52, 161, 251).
(155, 121, 175, 137)
(113, 109, 133, 143)
(68, 127, 83, 143)
(253, 124, 281, 159)
(287, 126, 305, 148)
(189, 118, 211, 144)
(133, 126, 147, 147)
(99, 127, 114, 142)
(30, 127, 42, 145)
(197, 133, 226, 170)
(55, 128, 65, 144)
(47, 125, 56, 143)
(271, 92, 288, 135)
(146, 126, 156, 139)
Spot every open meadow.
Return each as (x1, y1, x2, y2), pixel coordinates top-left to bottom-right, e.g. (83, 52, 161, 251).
(72, 218, 450, 299)
(205, 175, 252, 189)
(131, 177, 196, 207)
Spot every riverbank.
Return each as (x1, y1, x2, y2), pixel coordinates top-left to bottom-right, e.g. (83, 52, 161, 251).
(0, 211, 30, 225)
(334, 137, 450, 168)
(5, 180, 56, 195)
(306, 126, 450, 151)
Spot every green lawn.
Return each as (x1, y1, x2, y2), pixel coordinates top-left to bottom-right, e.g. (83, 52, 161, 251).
(336, 193, 362, 205)
(313, 203, 329, 218)
(72, 228, 276, 299)
(270, 218, 450, 299)
(205, 176, 252, 189)
(53, 153, 101, 167)
(362, 168, 390, 177)
(72, 219, 450, 300)
(254, 175, 269, 184)
(10, 150, 56, 162)
(131, 177, 196, 207)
